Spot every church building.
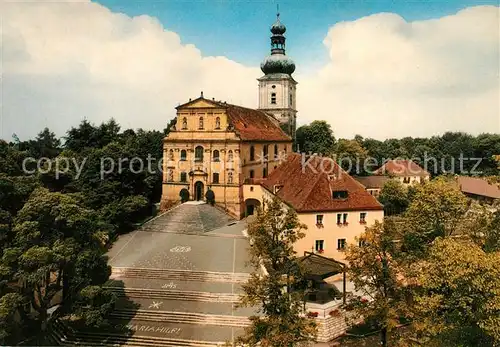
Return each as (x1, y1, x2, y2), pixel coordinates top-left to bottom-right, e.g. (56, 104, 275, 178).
(160, 14, 297, 218)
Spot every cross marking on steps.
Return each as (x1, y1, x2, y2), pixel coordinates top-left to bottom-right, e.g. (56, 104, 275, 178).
(148, 301, 163, 309)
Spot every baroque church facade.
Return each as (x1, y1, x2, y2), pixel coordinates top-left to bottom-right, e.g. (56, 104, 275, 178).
(160, 14, 297, 218)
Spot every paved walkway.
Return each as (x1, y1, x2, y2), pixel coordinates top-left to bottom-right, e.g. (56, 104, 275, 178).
(100, 203, 256, 345)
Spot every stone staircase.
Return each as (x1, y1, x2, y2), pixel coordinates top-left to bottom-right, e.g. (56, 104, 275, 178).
(109, 309, 250, 327)
(141, 204, 235, 234)
(106, 286, 240, 303)
(51, 321, 228, 347)
(112, 267, 251, 284)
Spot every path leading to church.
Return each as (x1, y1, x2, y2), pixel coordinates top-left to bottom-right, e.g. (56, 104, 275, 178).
(59, 202, 258, 346)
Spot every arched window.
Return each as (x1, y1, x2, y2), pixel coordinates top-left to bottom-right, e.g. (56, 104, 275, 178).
(274, 144, 278, 160)
(215, 117, 221, 129)
(250, 146, 255, 161)
(199, 117, 204, 130)
(180, 150, 187, 161)
(228, 150, 234, 162)
(289, 93, 293, 106)
(228, 171, 234, 184)
(213, 150, 220, 162)
(263, 167, 268, 178)
(168, 149, 174, 161)
(263, 145, 268, 161)
(182, 117, 187, 130)
(250, 170, 254, 179)
(271, 92, 276, 104)
(195, 146, 204, 162)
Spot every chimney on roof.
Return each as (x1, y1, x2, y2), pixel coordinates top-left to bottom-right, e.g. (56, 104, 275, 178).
(189, 98, 191, 102)
(201, 91, 204, 98)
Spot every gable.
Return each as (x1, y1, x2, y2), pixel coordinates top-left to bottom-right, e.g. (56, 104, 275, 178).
(180, 99, 218, 109)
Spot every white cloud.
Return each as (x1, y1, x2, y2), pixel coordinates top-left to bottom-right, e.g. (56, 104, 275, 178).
(299, 6, 500, 138)
(1, 1, 499, 141)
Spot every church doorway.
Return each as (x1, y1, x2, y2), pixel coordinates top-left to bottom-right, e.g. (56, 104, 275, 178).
(194, 181, 204, 201)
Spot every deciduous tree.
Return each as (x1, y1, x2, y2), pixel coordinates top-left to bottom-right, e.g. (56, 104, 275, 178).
(412, 238, 500, 346)
(345, 221, 406, 347)
(237, 197, 316, 347)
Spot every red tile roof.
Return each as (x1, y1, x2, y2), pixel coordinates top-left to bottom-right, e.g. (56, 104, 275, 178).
(262, 154, 383, 213)
(176, 97, 291, 142)
(374, 159, 430, 177)
(219, 103, 291, 142)
(457, 176, 500, 199)
(354, 175, 391, 189)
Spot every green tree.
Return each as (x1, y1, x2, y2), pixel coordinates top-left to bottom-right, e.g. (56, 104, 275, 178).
(379, 179, 410, 216)
(412, 238, 500, 346)
(345, 221, 405, 347)
(29, 128, 61, 159)
(2, 188, 110, 334)
(334, 139, 368, 174)
(295, 121, 336, 155)
(0, 293, 23, 345)
(236, 197, 316, 347)
(403, 178, 468, 257)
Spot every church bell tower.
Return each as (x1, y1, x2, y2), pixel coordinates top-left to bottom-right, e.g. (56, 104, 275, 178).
(258, 11, 297, 140)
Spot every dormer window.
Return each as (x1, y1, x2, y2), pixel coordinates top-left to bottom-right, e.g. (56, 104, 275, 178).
(274, 185, 283, 194)
(271, 93, 276, 104)
(332, 190, 348, 199)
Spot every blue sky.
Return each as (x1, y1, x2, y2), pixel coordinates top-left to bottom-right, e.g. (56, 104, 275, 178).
(3, 1, 498, 140)
(95, 0, 498, 71)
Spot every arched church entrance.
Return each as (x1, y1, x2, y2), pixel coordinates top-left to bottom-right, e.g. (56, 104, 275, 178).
(245, 198, 261, 216)
(194, 181, 204, 201)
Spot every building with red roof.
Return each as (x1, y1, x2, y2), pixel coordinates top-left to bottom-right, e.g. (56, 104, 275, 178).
(161, 95, 292, 218)
(243, 154, 384, 260)
(373, 159, 430, 185)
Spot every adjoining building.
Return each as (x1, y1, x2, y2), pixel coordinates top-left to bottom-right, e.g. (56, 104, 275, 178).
(353, 175, 391, 198)
(243, 154, 384, 261)
(457, 176, 500, 204)
(374, 159, 430, 185)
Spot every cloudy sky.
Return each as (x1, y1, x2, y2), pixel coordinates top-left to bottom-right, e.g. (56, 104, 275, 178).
(1, 0, 499, 141)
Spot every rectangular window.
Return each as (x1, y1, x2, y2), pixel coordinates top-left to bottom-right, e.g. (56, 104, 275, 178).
(337, 213, 342, 225)
(403, 177, 410, 183)
(316, 215, 324, 226)
(271, 92, 277, 104)
(343, 213, 348, 224)
(337, 239, 346, 250)
(360, 212, 367, 224)
(180, 172, 187, 182)
(358, 239, 366, 247)
(212, 172, 219, 184)
(315, 240, 324, 252)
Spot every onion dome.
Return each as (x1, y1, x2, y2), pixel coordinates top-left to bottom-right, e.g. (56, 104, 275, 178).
(260, 13, 295, 76)
(271, 18, 286, 35)
(261, 54, 296, 75)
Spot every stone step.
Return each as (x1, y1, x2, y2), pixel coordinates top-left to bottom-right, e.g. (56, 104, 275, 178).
(111, 267, 250, 284)
(106, 286, 239, 303)
(110, 309, 251, 328)
(51, 320, 233, 347)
